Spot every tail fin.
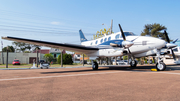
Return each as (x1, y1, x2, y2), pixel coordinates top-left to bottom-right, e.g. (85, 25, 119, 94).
(79, 29, 88, 42)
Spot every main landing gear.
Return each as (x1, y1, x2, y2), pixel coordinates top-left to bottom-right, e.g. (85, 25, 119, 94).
(155, 49, 166, 71)
(130, 60, 137, 68)
(129, 55, 137, 68)
(92, 61, 98, 70)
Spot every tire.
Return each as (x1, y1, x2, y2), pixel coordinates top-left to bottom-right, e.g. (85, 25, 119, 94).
(156, 62, 166, 71)
(92, 62, 98, 70)
(130, 60, 137, 68)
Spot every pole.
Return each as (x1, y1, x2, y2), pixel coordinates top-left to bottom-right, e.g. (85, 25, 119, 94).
(6, 46, 8, 68)
(36, 48, 38, 67)
(1, 41, 4, 64)
(110, 19, 113, 34)
(82, 54, 84, 66)
(61, 50, 63, 67)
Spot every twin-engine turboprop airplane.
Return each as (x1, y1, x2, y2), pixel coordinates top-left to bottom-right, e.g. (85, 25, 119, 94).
(1, 24, 177, 71)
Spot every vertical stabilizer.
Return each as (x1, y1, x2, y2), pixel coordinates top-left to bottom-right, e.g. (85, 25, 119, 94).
(79, 30, 88, 42)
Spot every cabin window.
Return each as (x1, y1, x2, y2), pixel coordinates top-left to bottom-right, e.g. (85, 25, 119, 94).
(95, 41, 98, 44)
(104, 38, 107, 42)
(91, 42, 93, 45)
(108, 37, 111, 41)
(100, 39, 103, 43)
(115, 34, 120, 39)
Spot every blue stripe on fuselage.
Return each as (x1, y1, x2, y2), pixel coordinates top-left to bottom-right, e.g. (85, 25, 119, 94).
(98, 40, 123, 47)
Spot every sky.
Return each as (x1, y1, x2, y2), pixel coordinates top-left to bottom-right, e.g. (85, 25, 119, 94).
(0, 0, 180, 50)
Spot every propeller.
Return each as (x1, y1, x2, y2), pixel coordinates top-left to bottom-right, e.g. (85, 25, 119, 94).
(164, 30, 176, 61)
(118, 24, 134, 54)
(111, 24, 135, 54)
(119, 24, 126, 41)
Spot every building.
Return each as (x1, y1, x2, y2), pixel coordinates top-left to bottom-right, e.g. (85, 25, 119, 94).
(0, 52, 44, 64)
(50, 48, 66, 58)
(33, 49, 50, 54)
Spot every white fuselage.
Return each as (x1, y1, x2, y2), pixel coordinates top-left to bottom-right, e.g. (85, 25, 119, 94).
(81, 32, 166, 58)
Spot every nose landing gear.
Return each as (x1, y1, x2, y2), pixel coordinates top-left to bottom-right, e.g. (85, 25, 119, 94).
(155, 49, 166, 71)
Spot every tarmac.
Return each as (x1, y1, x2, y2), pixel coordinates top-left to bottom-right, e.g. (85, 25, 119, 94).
(0, 64, 180, 101)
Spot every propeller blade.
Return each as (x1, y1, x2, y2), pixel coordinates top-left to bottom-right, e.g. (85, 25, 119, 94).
(172, 38, 179, 43)
(118, 24, 126, 41)
(171, 49, 176, 61)
(164, 30, 170, 43)
(128, 48, 131, 54)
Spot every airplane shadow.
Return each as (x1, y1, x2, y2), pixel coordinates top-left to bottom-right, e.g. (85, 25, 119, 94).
(40, 65, 180, 74)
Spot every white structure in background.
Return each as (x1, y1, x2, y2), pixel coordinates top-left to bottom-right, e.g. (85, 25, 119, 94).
(163, 47, 180, 64)
(0, 52, 44, 64)
(73, 53, 81, 63)
(31, 59, 37, 68)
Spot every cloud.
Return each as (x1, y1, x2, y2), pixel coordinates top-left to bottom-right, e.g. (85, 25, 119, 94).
(50, 21, 61, 25)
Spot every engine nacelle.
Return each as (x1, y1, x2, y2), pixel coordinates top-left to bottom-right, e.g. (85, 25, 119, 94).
(122, 41, 134, 48)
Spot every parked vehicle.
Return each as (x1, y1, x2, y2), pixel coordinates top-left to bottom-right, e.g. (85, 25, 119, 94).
(39, 60, 45, 64)
(12, 59, 20, 65)
(113, 60, 128, 65)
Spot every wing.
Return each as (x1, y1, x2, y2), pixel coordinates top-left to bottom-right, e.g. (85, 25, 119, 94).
(2, 36, 99, 54)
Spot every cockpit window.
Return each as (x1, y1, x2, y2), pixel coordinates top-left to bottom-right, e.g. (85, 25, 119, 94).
(115, 34, 120, 39)
(95, 41, 98, 44)
(124, 32, 136, 36)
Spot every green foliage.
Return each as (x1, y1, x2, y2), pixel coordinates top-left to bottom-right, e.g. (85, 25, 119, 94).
(141, 23, 171, 42)
(2, 46, 15, 52)
(12, 42, 41, 52)
(152, 59, 155, 64)
(24, 51, 31, 53)
(93, 28, 113, 40)
(145, 60, 147, 64)
(57, 53, 73, 64)
(123, 56, 128, 60)
(44, 54, 54, 63)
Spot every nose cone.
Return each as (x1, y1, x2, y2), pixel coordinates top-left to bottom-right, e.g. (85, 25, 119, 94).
(147, 37, 166, 49)
(122, 41, 134, 48)
(166, 43, 177, 49)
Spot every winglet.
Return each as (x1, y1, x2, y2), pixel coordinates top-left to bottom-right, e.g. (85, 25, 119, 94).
(79, 30, 88, 42)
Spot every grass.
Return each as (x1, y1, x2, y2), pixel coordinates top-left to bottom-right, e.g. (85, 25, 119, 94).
(0, 63, 87, 69)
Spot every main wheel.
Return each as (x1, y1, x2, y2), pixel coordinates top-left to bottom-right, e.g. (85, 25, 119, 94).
(130, 60, 137, 68)
(156, 62, 166, 71)
(92, 62, 98, 70)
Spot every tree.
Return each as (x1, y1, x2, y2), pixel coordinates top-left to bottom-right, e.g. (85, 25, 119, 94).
(12, 42, 41, 52)
(141, 23, 170, 42)
(93, 28, 112, 40)
(2, 46, 15, 52)
(57, 53, 73, 64)
(44, 54, 54, 63)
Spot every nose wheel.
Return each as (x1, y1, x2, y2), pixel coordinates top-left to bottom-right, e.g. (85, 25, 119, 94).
(156, 49, 166, 71)
(156, 62, 166, 71)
